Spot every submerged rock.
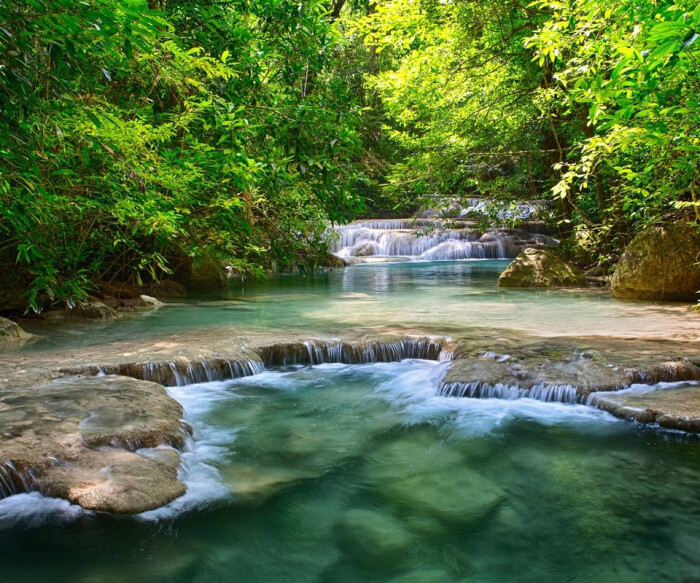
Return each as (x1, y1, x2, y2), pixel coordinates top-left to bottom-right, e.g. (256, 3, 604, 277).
(0, 376, 187, 513)
(366, 434, 506, 526)
(498, 248, 587, 288)
(0, 317, 32, 348)
(611, 223, 700, 301)
(337, 508, 413, 569)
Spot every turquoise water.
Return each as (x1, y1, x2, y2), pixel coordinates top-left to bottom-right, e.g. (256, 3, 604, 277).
(18, 261, 700, 352)
(2, 360, 699, 583)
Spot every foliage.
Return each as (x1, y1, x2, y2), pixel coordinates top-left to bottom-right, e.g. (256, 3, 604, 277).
(352, 0, 553, 214)
(0, 0, 366, 310)
(527, 0, 700, 256)
(1, 0, 697, 310)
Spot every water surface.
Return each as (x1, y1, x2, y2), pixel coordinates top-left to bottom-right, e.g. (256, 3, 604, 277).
(2, 360, 699, 582)
(18, 261, 700, 353)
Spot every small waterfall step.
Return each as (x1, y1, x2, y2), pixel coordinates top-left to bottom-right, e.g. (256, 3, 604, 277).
(333, 218, 556, 262)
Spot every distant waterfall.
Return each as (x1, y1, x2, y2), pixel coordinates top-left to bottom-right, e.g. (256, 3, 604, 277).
(333, 219, 556, 262)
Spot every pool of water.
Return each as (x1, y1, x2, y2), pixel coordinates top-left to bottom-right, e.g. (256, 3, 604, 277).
(18, 261, 700, 353)
(2, 359, 699, 582)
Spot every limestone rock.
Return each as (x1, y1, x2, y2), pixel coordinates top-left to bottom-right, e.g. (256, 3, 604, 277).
(498, 248, 587, 288)
(589, 382, 700, 432)
(366, 434, 506, 526)
(324, 253, 348, 268)
(72, 301, 118, 320)
(179, 254, 228, 291)
(137, 295, 164, 309)
(611, 223, 700, 301)
(0, 375, 187, 513)
(0, 317, 32, 347)
(36, 446, 185, 514)
(353, 243, 376, 257)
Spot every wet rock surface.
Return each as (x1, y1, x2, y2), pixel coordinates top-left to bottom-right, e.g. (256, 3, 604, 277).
(0, 376, 186, 513)
(498, 248, 588, 288)
(611, 223, 700, 301)
(589, 382, 700, 432)
(0, 317, 32, 348)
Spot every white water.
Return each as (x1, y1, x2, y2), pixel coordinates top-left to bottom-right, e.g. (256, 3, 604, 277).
(333, 220, 555, 261)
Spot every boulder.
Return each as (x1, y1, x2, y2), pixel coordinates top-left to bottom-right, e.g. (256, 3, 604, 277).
(611, 223, 700, 301)
(74, 301, 119, 320)
(0, 317, 32, 347)
(337, 508, 413, 569)
(353, 243, 376, 257)
(137, 295, 164, 309)
(324, 253, 348, 268)
(178, 254, 228, 291)
(498, 248, 587, 288)
(0, 375, 187, 513)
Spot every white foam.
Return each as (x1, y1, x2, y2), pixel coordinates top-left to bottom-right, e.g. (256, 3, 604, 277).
(139, 381, 241, 520)
(0, 492, 89, 529)
(371, 359, 618, 437)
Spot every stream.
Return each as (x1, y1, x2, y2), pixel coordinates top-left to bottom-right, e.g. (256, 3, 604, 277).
(2, 258, 700, 582)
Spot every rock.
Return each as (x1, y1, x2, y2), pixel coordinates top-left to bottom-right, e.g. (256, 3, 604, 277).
(337, 508, 413, 569)
(36, 446, 185, 514)
(177, 254, 228, 291)
(137, 295, 164, 309)
(611, 223, 700, 301)
(143, 280, 188, 298)
(324, 252, 348, 268)
(70, 301, 118, 320)
(366, 433, 506, 526)
(498, 248, 588, 288)
(388, 570, 455, 583)
(353, 243, 376, 257)
(589, 382, 700, 432)
(0, 375, 187, 513)
(0, 316, 32, 347)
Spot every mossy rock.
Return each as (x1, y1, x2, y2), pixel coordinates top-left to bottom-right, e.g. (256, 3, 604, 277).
(177, 254, 228, 291)
(498, 248, 587, 288)
(611, 223, 700, 301)
(0, 316, 32, 347)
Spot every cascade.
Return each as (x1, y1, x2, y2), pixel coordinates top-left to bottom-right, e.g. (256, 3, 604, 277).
(0, 462, 35, 500)
(333, 218, 556, 262)
(438, 380, 582, 404)
(92, 358, 266, 387)
(258, 337, 447, 368)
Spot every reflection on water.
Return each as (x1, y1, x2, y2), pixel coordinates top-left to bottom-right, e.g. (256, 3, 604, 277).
(1, 360, 699, 583)
(17, 261, 700, 353)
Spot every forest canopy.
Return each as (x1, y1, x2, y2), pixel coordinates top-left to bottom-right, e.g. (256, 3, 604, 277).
(0, 0, 698, 310)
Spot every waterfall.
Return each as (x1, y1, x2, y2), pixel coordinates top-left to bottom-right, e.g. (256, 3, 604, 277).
(0, 462, 35, 500)
(333, 219, 556, 262)
(87, 358, 266, 387)
(438, 381, 582, 404)
(258, 337, 448, 368)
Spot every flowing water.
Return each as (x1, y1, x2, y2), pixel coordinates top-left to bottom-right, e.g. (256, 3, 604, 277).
(4, 260, 700, 582)
(1, 360, 699, 582)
